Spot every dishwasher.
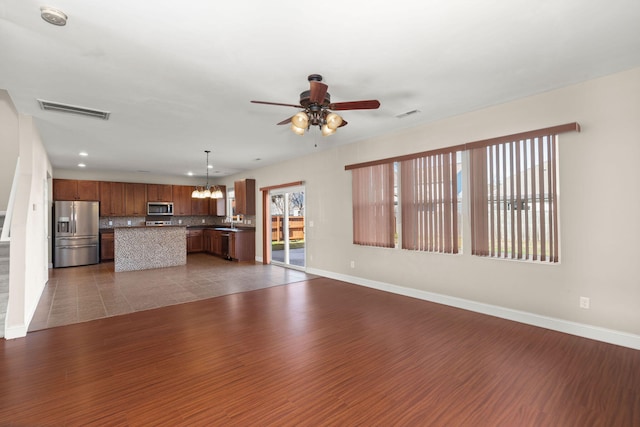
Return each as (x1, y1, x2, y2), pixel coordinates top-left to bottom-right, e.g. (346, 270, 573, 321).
(221, 233, 231, 260)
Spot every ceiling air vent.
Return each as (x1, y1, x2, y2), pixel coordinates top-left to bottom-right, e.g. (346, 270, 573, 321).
(37, 99, 110, 120)
(395, 109, 421, 119)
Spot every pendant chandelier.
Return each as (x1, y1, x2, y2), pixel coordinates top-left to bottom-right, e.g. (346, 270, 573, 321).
(191, 150, 223, 199)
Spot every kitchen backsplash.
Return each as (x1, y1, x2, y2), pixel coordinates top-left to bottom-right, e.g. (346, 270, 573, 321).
(99, 215, 256, 229)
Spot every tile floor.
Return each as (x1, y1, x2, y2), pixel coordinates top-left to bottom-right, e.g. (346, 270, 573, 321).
(29, 253, 315, 332)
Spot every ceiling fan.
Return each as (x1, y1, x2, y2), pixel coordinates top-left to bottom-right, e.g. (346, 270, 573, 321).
(251, 74, 380, 136)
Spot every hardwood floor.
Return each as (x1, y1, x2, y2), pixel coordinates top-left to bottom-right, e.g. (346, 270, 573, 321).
(2, 276, 639, 426)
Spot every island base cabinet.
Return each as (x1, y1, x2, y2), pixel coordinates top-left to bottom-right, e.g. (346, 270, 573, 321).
(100, 233, 114, 261)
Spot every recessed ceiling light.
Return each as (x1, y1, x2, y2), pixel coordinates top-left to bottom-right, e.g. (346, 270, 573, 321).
(187, 172, 194, 176)
(207, 165, 213, 169)
(78, 163, 86, 168)
(40, 6, 67, 26)
(79, 151, 88, 157)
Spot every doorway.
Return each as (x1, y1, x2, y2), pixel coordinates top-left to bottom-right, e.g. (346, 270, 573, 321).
(269, 185, 305, 269)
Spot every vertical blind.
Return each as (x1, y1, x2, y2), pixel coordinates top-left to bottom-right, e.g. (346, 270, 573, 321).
(469, 133, 559, 262)
(401, 150, 459, 253)
(351, 163, 395, 247)
(346, 123, 578, 260)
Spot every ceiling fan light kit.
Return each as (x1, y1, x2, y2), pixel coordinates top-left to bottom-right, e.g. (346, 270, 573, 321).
(251, 74, 380, 137)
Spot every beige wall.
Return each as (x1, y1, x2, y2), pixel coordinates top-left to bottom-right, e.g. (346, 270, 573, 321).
(0, 90, 20, 212)
(222, 67, 640, 338)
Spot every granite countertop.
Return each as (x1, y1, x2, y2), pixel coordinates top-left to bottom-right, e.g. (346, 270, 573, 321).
(114, 225, 188, 229)
(100, 225, 188, 232)
(100, 225, 255, 233)
(188, 225, 255, 232)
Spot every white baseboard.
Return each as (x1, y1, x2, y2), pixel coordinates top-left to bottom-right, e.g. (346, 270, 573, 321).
(4, 325, 28, 340)
(306, 268, 640, 350)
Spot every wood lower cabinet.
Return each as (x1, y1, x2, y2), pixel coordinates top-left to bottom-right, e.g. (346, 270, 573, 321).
(203, 229, 222, 256)
(229, 230, 255, 261)
(100, 232, 114, 261)
(53, 179, 99, 201)
(187, 229, 204, 253)
(203, 229, 254, 261)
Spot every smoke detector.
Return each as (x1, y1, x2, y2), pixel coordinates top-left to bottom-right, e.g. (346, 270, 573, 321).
(40, 7, 67, 26)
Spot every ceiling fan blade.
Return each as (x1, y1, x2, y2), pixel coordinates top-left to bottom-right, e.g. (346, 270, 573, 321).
(339, 119, 348, 128)
(251, 100, 303, 108)
(309, 81, 328, 104)
(328, 100, 381, 110)
(276, 117, 292, 125)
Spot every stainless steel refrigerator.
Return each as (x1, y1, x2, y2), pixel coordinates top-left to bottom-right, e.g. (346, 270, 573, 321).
(53, 201, 99, 268)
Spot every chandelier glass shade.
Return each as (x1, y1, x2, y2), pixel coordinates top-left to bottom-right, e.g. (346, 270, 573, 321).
(290, 109, 343, 137)
(192, 150, 223, 199)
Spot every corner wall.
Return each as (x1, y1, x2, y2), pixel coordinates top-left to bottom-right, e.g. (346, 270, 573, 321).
(0, 90, 19, 212)
(4, 111, 52, 339)
(224, 67, 640, 345)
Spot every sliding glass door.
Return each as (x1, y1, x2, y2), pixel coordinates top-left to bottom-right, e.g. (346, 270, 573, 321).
(270, 186, 305, 268)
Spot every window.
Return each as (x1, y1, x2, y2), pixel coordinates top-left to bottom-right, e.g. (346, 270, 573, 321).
(227, 188, 235, 218)
(401, 150, 461, 253)
(346, 122, 579, 263)
(351, 163, 395, 247)
(468, 125, 578, 262)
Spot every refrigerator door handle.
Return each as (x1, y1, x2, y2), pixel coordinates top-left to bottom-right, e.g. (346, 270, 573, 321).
(58, 244, 98, 249)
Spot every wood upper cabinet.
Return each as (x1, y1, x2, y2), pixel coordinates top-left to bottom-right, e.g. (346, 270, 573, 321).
(53, 179, 99, 201)
(234, 179, 255, 215)
(99, 182, 126, 216)
(125, 183, 147, 216)
(146, 184, 173, 202)
(209, 185, 226, 217)
(172, 185, 192, 216)
(191, 191, 209, 216)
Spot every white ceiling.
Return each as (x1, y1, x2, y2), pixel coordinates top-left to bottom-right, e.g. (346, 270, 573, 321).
(2, 1, 640, 180)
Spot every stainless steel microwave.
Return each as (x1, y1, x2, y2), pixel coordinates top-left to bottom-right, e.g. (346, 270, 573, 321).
(147, 202, 174, 216)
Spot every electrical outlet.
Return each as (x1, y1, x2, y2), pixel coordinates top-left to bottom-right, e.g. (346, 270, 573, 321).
(201, 219, 205, 223)
(178, 219, 183, 224)
(247, 220, 251, 224)
(580, 296, 590, 309)
(127, 220, 131, 226)
(350, 260, 355, 268)
(309, 220, 314, 227)
(108, 220, 113, 226)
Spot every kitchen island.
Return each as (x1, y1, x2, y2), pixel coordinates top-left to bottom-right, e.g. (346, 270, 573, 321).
(114, 225, 187, 272)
